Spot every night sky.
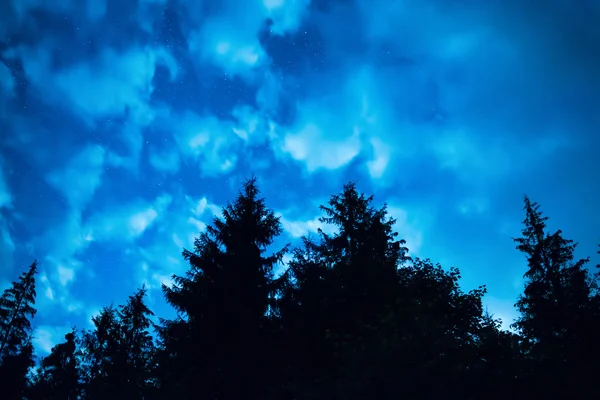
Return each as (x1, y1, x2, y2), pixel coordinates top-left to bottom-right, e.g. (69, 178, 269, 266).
(1, 0, 599, 356)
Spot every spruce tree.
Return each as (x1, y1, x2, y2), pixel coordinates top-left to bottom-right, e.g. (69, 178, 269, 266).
(0, 261, 38, 360)
(320, 183, 410, 323)
(79, 305, 119, 399)
(275, 182, 410, 398)
(158, 177, 287, 399)
(513, 196, 597, 397)
(79, 287, 157, 399)
(0, 261, 38, 399)
(116, 286, 157, 399)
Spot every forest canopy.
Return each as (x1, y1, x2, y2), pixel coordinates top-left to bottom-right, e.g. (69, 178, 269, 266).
(1, 178, 599, 399)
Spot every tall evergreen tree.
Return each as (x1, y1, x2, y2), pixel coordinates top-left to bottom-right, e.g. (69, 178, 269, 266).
(157, 177, 287, 399)
(0, 261, 38, 399)
(0, 261, 38, 359)
(318, 182, 410, 324)
(273, 237, 338, 399)
(274, 182, 410, 398)
(79, 287, 156, 399)
(513, 196, 598, 397)
(79, 306, 120, 399)
(116, 286, 157, 399)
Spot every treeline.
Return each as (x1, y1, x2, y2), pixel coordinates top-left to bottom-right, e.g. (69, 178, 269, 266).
(1, 178, 599, 399)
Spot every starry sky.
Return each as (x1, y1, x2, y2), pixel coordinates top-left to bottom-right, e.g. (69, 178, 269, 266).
(1, 0, 599, 356)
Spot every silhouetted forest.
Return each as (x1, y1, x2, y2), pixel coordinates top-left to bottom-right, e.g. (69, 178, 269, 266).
(1, 178, 599, 399)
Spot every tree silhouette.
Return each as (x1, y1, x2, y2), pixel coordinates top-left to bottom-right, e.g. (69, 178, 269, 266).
(275, 182, 412, 398)
(78, 287, 156, 399)
(0, 261, 37, 399)
(116, 286, 157, 399)
(29, 330, 80, 400)
(5, 181, 600, 400)
(513, 196, 598, 398)
(157, 177, 287, 399)
(79, 305, 120, 399)
(334, 258, 489, 399)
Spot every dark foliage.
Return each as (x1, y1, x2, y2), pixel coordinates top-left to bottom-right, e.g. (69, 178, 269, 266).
(0, 261, 37, 400)
(2, 181, 599, 400)
(28, 330, 79, 400)
(77, 286, 156, 399)
(512, 196, 599, 398)
(156, 177, 288, 399)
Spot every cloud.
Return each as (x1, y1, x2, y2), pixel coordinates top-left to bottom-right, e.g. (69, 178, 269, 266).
(38, 273, 54, 301)
(129, 208, 159, 237)
(149, 147, 181, 174)
(267, 68, 380, 171)
(263, 0, 311, 35)
(134, 192, 221, 292)
(57, 265, 75, 287)
(0, 62, 14, 96)
(182, 0, 310, 79)
(85, 194, 172, 244)
(12, 43, 177, 123)
(387, 206, 425, 257)
(5, 42, 178, 175)
(457, 196, 490, 216)
(0, 157, 12, 210)
(56, 47, 176, 119)
(33, 325, 72, 356)
(366, 137, 391, 179)
(231, 105, 266, 144)
(281, 123, 361, 172)
(166, 110, 241, 176)
(28, 211, 89, 309)
(33, 327, 56, 355)
(262, 65, 407, 176)
(1, 0, 599, 362)
(0, 217, 15, 283)
(193, 197, 209, 217)
(187, 14, 265, 78)
(189, 196, 221, 221)
(46, 144, 106, 209)
(277, 213, 336, 239)
(483, 295, 519, 332)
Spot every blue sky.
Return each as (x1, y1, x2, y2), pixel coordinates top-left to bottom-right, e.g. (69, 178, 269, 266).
(1, 0, 599, 355)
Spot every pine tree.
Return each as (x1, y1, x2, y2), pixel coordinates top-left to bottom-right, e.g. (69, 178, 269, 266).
(158, 177, 287, 399)
(274, 182, 410, 398)
(317, 182, 409, 331)
(116, 286, 157, 399)
(512, 196, 597, 397)
(79, 306, 120, 399)
(79, 288, 157, 399)
(0, 261, 38, 399)
(273, 237, 338, 399)
(1, 335, 35, 400)
(0, 261, 38, 360)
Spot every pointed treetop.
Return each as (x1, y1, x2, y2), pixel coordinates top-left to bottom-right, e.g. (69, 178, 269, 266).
(0, 260, 38, 359)
(515, 196, 548, 251)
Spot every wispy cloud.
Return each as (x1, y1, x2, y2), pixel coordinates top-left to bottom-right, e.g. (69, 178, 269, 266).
(46, 144, 106, 209)
(0, 0, 598, 345)
(0, 157, 12, 210)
